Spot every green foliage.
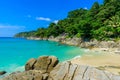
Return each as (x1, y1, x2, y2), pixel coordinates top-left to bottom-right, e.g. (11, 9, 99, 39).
(104, 0, 110, 5)
(14, 31, 36, 37)
(67, 8, 87, 18)
(15, 0, 120, 40)
(75, 33, 81, 38)
(35, 28, 46, 37)
(90, 2, 100, 17)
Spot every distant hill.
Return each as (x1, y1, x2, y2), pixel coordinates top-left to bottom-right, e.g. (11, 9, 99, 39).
(14, 31, 36, 38)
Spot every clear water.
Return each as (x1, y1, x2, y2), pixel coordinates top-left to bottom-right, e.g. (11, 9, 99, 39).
(0, 37, 85, 73)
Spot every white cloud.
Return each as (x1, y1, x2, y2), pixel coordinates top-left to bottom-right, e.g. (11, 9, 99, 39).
(53, 20, 59, 24)
(36, 17, 51, 21)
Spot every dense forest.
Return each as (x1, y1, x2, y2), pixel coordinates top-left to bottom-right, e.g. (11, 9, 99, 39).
(15, 0, 120, 41)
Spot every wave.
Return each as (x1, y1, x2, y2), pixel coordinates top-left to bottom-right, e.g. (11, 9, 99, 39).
(72, 55, 81, 59)
(0, 64, 25, 73)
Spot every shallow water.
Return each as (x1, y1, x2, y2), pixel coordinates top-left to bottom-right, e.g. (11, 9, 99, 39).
(0, 37, 85, 73)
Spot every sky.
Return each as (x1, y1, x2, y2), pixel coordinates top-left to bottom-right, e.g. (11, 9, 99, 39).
(0, 0, 103, 37)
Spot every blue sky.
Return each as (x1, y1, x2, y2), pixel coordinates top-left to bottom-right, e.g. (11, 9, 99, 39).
(0, 0, 103, 37)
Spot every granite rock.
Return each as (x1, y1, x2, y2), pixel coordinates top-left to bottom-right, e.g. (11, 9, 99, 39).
(2, 56, 120, 80)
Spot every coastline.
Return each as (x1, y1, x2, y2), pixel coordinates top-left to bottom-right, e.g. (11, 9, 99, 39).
(26, 36, 120, 75)
(1, 37, 120, 79)
(27, 36, 120, 54)
(2, 55, 120, 80)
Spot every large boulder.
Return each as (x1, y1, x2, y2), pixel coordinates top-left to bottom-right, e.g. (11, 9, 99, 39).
(25, 56, 59, 73)
(33, 56, 59, 73)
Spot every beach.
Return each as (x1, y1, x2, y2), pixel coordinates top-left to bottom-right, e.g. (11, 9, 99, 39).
(71, 48, 120, 75)
(26, 37, 120, 75)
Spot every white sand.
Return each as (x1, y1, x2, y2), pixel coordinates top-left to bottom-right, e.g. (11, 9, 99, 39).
(71, 48, 120, 75)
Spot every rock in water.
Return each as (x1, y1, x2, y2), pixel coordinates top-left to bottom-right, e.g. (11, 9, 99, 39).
(0, 71, 6, 75)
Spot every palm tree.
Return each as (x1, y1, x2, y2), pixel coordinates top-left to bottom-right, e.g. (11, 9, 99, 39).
(106, 15, 120, 38)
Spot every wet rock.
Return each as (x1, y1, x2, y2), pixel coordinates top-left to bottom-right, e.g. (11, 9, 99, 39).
(0, 71, 6, 75)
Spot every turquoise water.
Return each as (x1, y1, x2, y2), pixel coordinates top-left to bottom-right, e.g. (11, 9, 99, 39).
(0, 37, 85, 73)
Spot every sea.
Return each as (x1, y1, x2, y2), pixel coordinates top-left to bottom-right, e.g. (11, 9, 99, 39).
(0, 37, 85, 73)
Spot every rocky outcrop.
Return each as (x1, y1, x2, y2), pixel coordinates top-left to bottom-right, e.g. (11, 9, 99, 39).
(58, 38, 120, 48)
(1, 70, 46, 80)
(2, 56, 120, 80)
(81, 40, 120, 48)
(27, 36, 120, 49)
(48, 36, 83, 46)
(49, 61, 120, 80)
(0, 71, 6, 75)
(25, 56, 59, 73)
(47, 36, 120, 54)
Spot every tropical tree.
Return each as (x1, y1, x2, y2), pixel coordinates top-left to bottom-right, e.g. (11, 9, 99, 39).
(105, 15, 120, 38)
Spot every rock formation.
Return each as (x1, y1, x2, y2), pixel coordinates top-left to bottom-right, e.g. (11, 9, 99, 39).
(25, 56, 59, 73)
(1, 56, 120, 80)
(49, 61, 120, 80)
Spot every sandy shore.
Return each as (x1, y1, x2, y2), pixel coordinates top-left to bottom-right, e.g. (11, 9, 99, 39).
(71, 48, 120, 75)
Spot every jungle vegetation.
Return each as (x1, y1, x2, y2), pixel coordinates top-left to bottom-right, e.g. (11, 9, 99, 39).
(15, 0, 120, 41)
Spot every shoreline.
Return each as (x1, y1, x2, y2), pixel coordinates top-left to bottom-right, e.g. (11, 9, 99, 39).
(71, 50, 120, 75)
(27, 36, 120, 54)
(26, 36, 120, 75)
